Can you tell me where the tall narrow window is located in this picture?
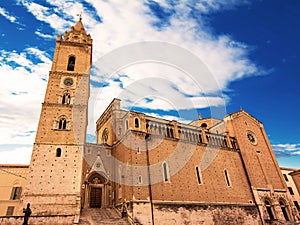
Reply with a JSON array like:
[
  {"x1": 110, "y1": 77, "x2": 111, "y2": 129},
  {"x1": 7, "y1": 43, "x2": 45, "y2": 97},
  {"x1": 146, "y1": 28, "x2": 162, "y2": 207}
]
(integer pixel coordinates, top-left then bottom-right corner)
[
  {"x1": 10, "y1": 187, "x2": 22, "y2": 200},
  {"x1": 265, "y1": 200, "x2": 275, "y2": 220},
  {"x1": 163, "y1": 162, "x2": 169, "y2": 182},
  {"x1": 6, "y1": 206, "x2": 14, "y2": 216},
  {"x1": 125, "y1": 120, "x2": 129, "y2": 130},
  {"x1": 67, "y1": 56, "x2": 75, "y2": 71},
  {"x1": 288, "y1": 187, "x2": 294, "y2": 195},
  {"x1": 134, "y1": 118, "x2": 139, "y2": 128},
  {"x1": 280, "y1": 200, "x2": 290, "y2": 221},
  {"x1": 224, "y1": 169, "x2": 231, "y2": 187},
  {"x1": 196, "y1": 166, "x2": 202, "y2": 184},
  {"x1": 59, "y1": 118, "x2": 67, "y2": 130},
  {"x1": 56, "y1": 148, "x2": 62, "y2": 157},
  {"x1": 294, "y1": 201, "x2": 300, "y2": 211},
  {"x1": 62, "y1": 93, "x2": 71, "y2": 104}
]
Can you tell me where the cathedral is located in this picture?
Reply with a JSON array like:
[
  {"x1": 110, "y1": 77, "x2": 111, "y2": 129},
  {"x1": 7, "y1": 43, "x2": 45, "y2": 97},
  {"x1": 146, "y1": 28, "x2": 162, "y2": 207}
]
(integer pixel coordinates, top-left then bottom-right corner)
[{"x1": 1, "y1": 19, "x2": 299, "y2": 224}]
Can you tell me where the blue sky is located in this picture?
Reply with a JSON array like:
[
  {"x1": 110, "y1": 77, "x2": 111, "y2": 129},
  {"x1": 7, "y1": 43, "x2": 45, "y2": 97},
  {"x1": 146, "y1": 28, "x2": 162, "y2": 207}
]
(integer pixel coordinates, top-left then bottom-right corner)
[{"x1": 0, "y1": 0, "x2": 299, "y2": 168}]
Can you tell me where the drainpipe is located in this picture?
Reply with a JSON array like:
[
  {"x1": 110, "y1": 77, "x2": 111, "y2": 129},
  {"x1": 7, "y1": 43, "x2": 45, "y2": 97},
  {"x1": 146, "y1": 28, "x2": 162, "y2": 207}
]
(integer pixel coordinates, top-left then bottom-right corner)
[{"x1": 145, "y1": 133, "x2": 154, "y2": 225}]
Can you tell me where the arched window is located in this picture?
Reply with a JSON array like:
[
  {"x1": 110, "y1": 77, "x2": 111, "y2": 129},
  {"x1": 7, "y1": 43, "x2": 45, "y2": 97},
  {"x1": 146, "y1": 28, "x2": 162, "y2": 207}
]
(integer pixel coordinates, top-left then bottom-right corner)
[
  {"x1": 195, "y1": 166, "x2": 202, "y2": 185},
  {"x1": 279, "y1": 200, "x2": 290, "y2": 221},
  {"x1": 56, "y1": 148, "x2": 62, "y2": 157},
  {"x1": 265, "y1": 200, "x2": 275, "y2": 220},
  {"x1": 224, "y1": 169, "x2": 231, "y2": 187},
  {"x1": 62, "y1": 93, "x2": 71, "y2": 104},
  {"x1": 201, "y1": 123, "x2": 207, "y2": 129},
  {"x1": 137, "y1": 175, "x2": 142, "y2": 184},
  {"x1": 59, "y1": 118, "x2": 67, "y2": 130},
  {"x1": 134, "y1": 118, "x2": 139, "y2": 128},
  {"x1": 136, "y1": 146, "x2": 141, "y2": 154},
  {"x1": 10, "y1": 186, "x2": 22, "y2": 200},
  {"x1": 162, "y1": 162, "x2": 169, "y2": 182},
  {"x1": 67, "y1": 56, "x2": 75, "y2": 71}
]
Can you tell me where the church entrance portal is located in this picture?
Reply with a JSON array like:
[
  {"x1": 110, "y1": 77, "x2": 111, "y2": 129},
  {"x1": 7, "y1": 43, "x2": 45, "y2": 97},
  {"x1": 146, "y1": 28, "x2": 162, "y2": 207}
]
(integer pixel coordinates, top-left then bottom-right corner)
[
  {"x1": 90, "y1": 187, "x2": 102, "y2": 208},
  {"x1": 83, "y1": 172, "x2": 111, "y2": 209}
]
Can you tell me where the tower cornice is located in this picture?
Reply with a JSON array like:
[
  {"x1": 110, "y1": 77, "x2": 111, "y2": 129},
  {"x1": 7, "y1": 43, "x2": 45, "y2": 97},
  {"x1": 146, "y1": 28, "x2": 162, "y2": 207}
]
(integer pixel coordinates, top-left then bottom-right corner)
[
  {"x1": 56, "y1": 40, "x2": 92, "y2": 47},
  {"x1": 49, "y1": 71, "x2": 90, "y2": 77}
]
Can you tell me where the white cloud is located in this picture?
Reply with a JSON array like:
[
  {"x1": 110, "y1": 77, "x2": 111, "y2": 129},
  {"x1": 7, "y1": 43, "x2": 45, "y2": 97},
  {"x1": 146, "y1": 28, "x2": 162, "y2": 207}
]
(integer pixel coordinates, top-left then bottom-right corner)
[
  {"x1": 35, "y1": 30, "x2": 54, "y2": 39},
  {"x1": 0, "y1": 48, "x2": 51, "y2": 145},
  {"x1": 194, "y1": 0, "x2": 250, "y2": 13},
  {"x1": 21, "y1": 1, "x2": 72, "y2": 31},
  {"x1": 77, "y1": 1, "x2": 258, "y2": 129},
  {"x1": 272, "y1": 143, "x2": 300, "y2": 156},
  {"x1": 1, "y1": 0, "x2": 264, "y2": 163},
  {"x1": 277, "y1": 143, "x2": 300, "y2": 151},
  {"x1": 0, "y1": 145, "x2": 32, "y2": 164},
  {"x1": 0, "y1": 7, "x2": 17, "y2": 23}
]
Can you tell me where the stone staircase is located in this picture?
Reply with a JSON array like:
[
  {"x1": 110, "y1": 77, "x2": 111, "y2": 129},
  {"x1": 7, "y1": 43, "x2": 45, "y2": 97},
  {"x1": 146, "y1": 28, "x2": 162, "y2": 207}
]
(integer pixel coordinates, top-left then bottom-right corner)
[{"x1": 78, "y1": 208, "x2": 131, "y2": 225}]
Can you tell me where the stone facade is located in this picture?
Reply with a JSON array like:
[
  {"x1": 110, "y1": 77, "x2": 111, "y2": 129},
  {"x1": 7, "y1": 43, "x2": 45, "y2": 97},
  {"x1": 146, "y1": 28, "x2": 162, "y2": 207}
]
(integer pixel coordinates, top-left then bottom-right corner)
[{"x1": 1, "y1": 19, "x2": 298, "y2": 224}]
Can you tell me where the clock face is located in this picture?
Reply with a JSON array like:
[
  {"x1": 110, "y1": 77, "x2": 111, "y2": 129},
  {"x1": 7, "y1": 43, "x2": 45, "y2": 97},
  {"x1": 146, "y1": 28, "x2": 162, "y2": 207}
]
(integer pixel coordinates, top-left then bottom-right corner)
[
  {"x1": 64, "y1": 78, "x2": 73, "y2": 86},
  {"x1": 247, "y1": 131, "x2": 257, "y2": 145}
]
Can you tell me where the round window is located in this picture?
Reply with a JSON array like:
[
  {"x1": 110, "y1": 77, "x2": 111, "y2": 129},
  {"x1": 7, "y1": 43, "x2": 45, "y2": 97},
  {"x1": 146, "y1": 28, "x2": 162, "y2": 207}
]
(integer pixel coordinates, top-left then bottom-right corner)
[{"x1": 247, "y1": 131, "x2": 257, "y2": 145}]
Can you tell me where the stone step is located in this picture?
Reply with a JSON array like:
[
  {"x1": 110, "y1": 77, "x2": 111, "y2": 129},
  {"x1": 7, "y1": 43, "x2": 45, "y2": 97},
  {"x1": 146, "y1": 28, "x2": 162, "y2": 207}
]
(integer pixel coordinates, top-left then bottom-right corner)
[{"x1": 78, "y1": 208, "x2": 130, "y2": 225}]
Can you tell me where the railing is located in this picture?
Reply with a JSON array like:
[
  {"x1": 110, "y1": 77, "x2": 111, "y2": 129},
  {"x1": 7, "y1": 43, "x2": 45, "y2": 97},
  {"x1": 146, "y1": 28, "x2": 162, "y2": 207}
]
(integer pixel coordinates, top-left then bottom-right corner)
[
  {"x1": 146, "y1": 120, "x2": 175, "y2": 139},
  {"x1": 206, "y1": 133, "x2": 228, "y2": 148},
  {"x1": 178, "y1": 126, "x2": 203, "y2": 144},
  {"x1": 145, "y1": 120, "x2": 239, "y2": 151}
]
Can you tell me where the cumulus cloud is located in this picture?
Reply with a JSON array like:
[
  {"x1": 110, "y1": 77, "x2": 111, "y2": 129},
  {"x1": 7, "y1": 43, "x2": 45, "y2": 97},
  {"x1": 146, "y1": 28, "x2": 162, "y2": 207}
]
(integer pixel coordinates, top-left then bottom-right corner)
[
  {"x1": 80, "y1": 0, "x2": 260, "y2": 127},
  {"x1": 1, "y1": 0, "x2": 264, "y2": 163},
  {"x1": 0, "y1": 48, "x2": 51, "y2": 146}
]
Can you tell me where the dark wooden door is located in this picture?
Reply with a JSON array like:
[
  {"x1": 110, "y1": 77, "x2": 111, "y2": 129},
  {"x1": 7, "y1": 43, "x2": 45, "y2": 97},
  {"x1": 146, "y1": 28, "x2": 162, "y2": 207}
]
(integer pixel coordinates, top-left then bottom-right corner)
[{"x1": 90, "y1": 187, "x2": 102, "y2": 208}]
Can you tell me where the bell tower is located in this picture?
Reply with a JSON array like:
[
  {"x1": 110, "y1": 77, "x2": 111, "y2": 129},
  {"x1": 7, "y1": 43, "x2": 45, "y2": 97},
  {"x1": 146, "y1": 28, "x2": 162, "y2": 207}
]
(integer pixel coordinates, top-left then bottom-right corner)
[{"x1": 22, "y1": 18, "x2": 92, "y2": 223}]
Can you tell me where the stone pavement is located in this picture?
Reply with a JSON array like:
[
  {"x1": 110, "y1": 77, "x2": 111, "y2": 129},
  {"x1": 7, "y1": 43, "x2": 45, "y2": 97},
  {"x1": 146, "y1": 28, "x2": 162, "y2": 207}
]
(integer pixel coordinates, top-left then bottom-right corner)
[{"x1": 78, "y1": 208, "x2": 131, "y2": 225}]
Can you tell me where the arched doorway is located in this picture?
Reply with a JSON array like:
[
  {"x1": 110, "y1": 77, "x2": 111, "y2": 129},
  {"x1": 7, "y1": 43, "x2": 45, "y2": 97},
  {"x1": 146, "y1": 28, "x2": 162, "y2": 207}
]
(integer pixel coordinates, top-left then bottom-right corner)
[{"x1": 83, "y1": 172, "x2": 110, "y2": 208}]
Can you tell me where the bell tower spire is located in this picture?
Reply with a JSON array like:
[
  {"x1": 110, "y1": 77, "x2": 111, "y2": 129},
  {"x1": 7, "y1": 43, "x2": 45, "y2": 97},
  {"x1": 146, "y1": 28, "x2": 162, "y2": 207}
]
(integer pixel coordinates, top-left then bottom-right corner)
[{"x1": 23, "y1": 19, "x2": 92, "y2": 224}]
